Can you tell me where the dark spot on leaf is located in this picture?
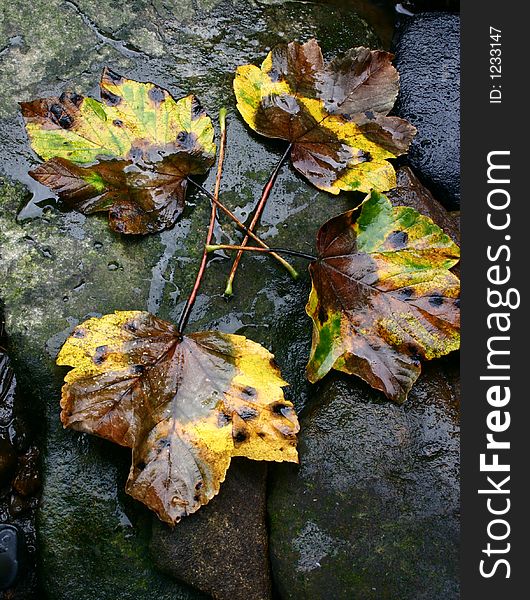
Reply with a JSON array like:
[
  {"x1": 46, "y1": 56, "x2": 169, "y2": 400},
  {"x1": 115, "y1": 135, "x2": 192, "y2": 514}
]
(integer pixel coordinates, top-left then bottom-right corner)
[
  {"x1": 157, "y1": 438, "x2": 170, "y2": 449},
  {"x1": 317, "y1": 304, "x2": 327, "y2": 323},
  {"x1": 428, "y1": 295, "x2": 444, "y2": 306},
  {"x1": 359, "y1": 150, "x2": 371, "y2": 162},
  {"x1": 233, "y1": 431, "x2": 248, "y2": 443},
  {"x1": 238, "y1": 407, "x2": 259, "y2": 421},
  {"x1": 364, "y1": 110, "x2": 375, "y2": 120},
  {"x1": 113, "y1": 119, "x2": 123, "y2": 127},
  {"x1": 195, "y1": 481, "x2": 203, "y2": 490},
  {"x1": 387, "y1": 230, "x2": 408, "y2": 248},
  {"x1": 218, "y1": 412, "x2": 232, "y2": 426},
  {"x1": 133, "y1": 364, "x2": 145, "y2": 374},
  {"x1": 148, "y1": 86, "x2": 165, "y2": 104},
  {"x1": 93, "y1": 345, "x2": 108, "y2": 365},
  {"x1": 175, "y1": 131, "x2": 199, "y2": 153},
  {"x1": 101, "y1": 88, "x2": 121, "y2": 106},
  {"x1": 399, "y1": 288, "x2": 413, "y2": 299},
  {"x1": 124, "y1": 322, "x2": 137, "y2": 332},
  {"x1": 129, "y1": 147, "x2": 142, "y2": 161},
  {"x1": 104, "y1": 69, "x2": 123, "y2": 84},
  {"x1": 258, "y1": 432, "x2": 266, "y2": 439},
  {"x1": 271, "y1": 402, "x2": 291, "y2": 417},
  {"x1": 241, "y1": 386, "x2": 256, "y2": 399},
  {"x1": 72, "y1": 328, "x2": 86, "y2": 338},
  {"x1": 193, "y1": 494, "x2": 201, "y2": 502},
  {"x1": 407, "y1": 345, "x2": 421, "y2": 363},
  {"x1": 60, "y1": 91, "x2": 83, "y2": 107},
  {"x1": 190, "y1": 97, "x2": 205, "y2": 119},
  {"x1": 49, "y1": 103, "x2": 73, "y2": 129}
]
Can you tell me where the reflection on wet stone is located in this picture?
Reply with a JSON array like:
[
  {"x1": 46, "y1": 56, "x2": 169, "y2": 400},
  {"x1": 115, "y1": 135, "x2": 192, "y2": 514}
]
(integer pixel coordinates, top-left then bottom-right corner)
[{"x1": 0, "y1": 1, "x2": 459, "y2": 599}]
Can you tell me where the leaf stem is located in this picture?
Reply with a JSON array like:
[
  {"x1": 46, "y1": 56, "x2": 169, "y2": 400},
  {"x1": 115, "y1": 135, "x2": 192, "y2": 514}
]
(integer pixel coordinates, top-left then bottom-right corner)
[
  {"x1": 177, "y1": 108, "x2": 228, "y2": 335},
  {"x1": 206, "y1": 244, "x2": 316, "y2": 262},
  {"x1": 224, "y1": 143, "x2": 293, "y2": 295},
  {"x1": 187, "y1": 179, "x2": 298, "y2": 279}
]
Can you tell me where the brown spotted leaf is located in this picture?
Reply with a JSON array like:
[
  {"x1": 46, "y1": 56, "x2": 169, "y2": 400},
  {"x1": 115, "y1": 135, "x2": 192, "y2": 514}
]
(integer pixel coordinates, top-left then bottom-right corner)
[
  {"x1": 22, "y1": 69, "x2": 215, "y2": 234},
  {"x1": 306, "y1": 191, "x2": 460, "y2": 403},
  {"x1": 234, "y1": 39, "x2": 416, "y2": 194},
  {"x1": 57, "y1": 311, "x2": 299, "y2": 524}
]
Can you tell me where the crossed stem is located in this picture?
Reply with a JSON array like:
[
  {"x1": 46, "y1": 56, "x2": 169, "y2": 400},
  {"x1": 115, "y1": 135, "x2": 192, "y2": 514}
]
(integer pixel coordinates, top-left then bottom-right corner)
[
  {"x1": 177, "y1": 109, "x2": 228, "y2": 334},
  {"x1": 206, "y1": 244, "x2": 316, "y2": 262},
  {"x1": 187, "y1": 179, "x2": 298, "y2": 280},
  {"x1": 178, "y1": 125, "x2": 298, "y2": 332},
  {"x1": 223, "y1": 143, "x2": 293, "y2": 295}
]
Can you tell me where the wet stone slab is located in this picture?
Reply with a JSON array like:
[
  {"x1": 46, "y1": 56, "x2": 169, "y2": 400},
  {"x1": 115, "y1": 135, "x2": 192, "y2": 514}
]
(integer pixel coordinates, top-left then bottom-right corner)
[
  {"x1": 392, "y1": 12, "x2": 461, "y2": 209},
  {"x1": 0, "y1": 1, "x2": 380, "y2": 598},
  {"x1": 268, "y1": 358, "x2": 460, "y2": 600},
  {"x1": 151, "y1": 459, "x2": 271, "y2": 600},
  {"x1": 267, "y1": 169, "x2": 460, "y2": 600}
]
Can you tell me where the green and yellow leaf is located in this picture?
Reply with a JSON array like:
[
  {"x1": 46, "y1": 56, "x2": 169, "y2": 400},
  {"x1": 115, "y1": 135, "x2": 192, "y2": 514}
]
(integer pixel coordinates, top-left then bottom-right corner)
[
  {"x1": 21, "y1": 69, "x2": 216, "y2": 234},
  {"x1": 234, "y1": 39, "x2": 416, "y2": 194},
  {"x1": 57, "y1": 311, "x2": 299, "y2": 524},
  {"x1": 306, "y1": 191, "x2": 460, "y2": 403}
]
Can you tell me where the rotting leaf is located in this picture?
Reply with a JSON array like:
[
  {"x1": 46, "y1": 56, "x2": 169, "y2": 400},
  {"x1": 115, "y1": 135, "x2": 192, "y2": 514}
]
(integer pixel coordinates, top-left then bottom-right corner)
[
  {"x1": 21, "y1": 69, "x2": 216, "y2": 234},
  {"x1": 234, "y1": 39, "x2": 416, "y2": 194},
  {"x1": 57, "y1": 311, "x2": 299, "y2": 524},
  {"x1": 306, "y1": 191, "x2": 460, "y2": 403}
]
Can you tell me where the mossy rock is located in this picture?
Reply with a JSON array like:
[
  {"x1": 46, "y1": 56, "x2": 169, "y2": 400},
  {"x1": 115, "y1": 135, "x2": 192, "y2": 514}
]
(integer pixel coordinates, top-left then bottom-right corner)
[{"x1": 0, "y1": 1, "x2": 380, "y2": 597}]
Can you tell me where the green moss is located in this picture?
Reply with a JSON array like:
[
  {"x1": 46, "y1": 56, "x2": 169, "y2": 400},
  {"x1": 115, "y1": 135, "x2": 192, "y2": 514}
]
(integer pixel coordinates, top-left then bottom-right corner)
[{"x1": 0, "y1": 1, "x2": 381, "y2": 596}]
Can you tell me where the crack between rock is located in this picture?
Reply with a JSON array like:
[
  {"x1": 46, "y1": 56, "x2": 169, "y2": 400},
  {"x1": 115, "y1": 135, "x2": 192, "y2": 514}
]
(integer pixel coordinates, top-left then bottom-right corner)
[{"x1": 64, "y1": 0, "x2": 148, "y2": 60}]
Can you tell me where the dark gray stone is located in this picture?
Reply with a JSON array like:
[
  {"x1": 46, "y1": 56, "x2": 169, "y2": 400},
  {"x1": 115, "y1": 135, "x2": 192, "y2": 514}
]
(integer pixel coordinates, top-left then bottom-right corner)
[
  {"x1": 0, "y1": 345, "x2": 40, "y2": 599},
  {"x1": 152, "y1": 460, "x2": 270, "y2": 600},
  {"x1": 268, "y1": 360, "x2": 460, "y2": 600},
  {"x1": 267, "y1": 175, "x2": 460, "y2": 599},
  {"x1": 0, "y1": 438, "x2": 17, "y2": 488},
  {"x1": 0, "y1": 525, "x2": 19, "y2": 590},
  {"x1": 0, "y1": 1, "x2": 380, "y2": 598},
  {"x1": 393, "y1": 12, "x2": 460, "y2": 208}
]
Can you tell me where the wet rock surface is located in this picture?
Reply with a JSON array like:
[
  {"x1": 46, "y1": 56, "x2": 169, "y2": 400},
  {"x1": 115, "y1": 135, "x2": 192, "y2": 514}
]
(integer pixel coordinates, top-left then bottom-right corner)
[
  {"x1": 267, "y1": 173, "x2": 460, "y2": 599},
  {"x1": 0, "y1": 1, "x2": 381, "y2": 598},
  {"x1": 268, "y1": 359, "x2": 460, "y2": 600},
  {"x1": 0, "y1": 525, "x2": 19, "y2": 591},
  {"x1": 152, "y1": 460, "x2": 271, "y2": 600},
  {"x1": 0, "y1": 335, "x2": 40, "y2": 599},
  {"x1": 393, "y1": 12, "x2": 460, "y2": 208}
]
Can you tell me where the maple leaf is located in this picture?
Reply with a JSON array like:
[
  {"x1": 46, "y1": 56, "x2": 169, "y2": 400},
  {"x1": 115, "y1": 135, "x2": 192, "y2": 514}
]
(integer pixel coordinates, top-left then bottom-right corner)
[
  {"x1": 57, "y1": 311, "x2": 299, "y2": 524},
  {"x1": 305, "y1": 191, "x2": 460, "y2": 403},
  {"x1": 21, "y1": 69, "x2": 216, "y2": 234},
  {"x1": 234, "y1": 39, "x2": 416, "y2": 194}
]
